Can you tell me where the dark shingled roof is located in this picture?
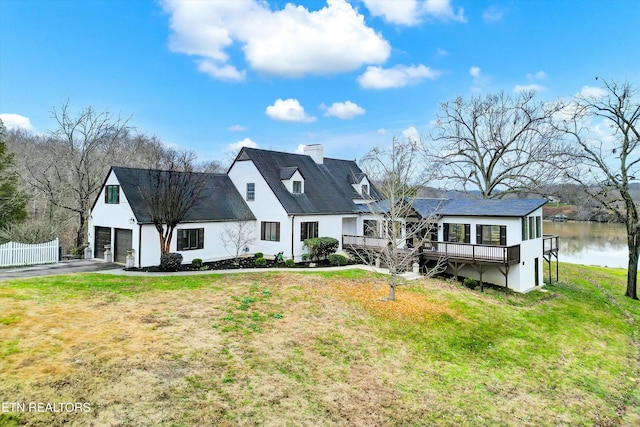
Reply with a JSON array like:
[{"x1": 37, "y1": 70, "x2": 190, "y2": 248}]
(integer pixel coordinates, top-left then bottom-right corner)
[
  {"x1": 412, "y1": 198, "x2": 547, "y2": 218},
  {"x1": 235, "y1": 148, "x2": 373, "y2": 215},
  {"x1": 279, "y1": 166, "x2": 301, "y2": 180},
  {"x1": 111, "y1": 166, "x2": 255, "y2": 224}
]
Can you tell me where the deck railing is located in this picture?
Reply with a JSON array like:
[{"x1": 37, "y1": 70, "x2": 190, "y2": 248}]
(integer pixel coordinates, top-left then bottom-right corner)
[
  {"x1": 343, "y1": 234, "x2": 520, "y2": 264},
  {"x1": 543, "y1": 234, "x2": 559, "y2": 253},
  {"x1": 422, "y1": 241, "x2": 520, "y2": 264}
]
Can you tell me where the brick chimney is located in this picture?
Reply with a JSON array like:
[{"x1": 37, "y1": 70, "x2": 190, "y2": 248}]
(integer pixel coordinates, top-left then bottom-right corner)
[{"x1": 303, "y1": 144, "x2": 324, "y2": 164}]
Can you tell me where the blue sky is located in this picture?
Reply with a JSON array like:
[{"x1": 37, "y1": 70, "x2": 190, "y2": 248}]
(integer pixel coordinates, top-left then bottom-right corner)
[{"x1": 1, "y1": 0, "x2": 639, "y2": 163}]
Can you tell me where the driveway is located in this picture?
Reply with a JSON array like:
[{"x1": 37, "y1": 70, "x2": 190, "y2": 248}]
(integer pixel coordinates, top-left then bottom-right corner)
[{"x1": 0, "y1": 259, "x2": 120, "y2": 281}]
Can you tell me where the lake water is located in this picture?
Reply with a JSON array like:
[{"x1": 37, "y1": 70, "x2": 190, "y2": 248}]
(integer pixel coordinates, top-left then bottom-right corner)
[{"x1": 543, "y1": 220, "x2": 629, "y2": 269}]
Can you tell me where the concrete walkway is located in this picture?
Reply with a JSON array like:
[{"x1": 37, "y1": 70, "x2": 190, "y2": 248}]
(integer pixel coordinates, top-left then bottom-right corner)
[
  {"x1": 98, "y1": 264, "x2": 423, "y2": 280},
  {"x1": 0, "y1": 260, "x2": 423, "y2": 281},
  {"x1": 0, "y1": 259, "x2": 119, "y2": 281}
]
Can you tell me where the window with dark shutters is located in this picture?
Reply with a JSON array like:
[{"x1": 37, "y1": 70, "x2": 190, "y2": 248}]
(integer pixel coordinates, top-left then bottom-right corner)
[
  {"x1": 477, "y1": 225, "x2": 507, "y2": 245},
  {"x1": 105, "y1": 185, "x2": 120, "y2": 204},
  {"x1": 445, "y1": 223, "x2": 470, "y2": 243},
  {"x1": 300, "y1": 221, "x2": 318, "y2": 241},
  {"x1": 261, "y1": 222, "x2": 280, "y2": 241},
  {"x1": 177, "y1": 228, "x2": 204, "y2": 251}
]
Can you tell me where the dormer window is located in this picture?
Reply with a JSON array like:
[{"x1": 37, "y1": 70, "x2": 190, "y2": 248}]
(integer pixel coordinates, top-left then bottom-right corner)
[
  {"x1": 361, "y1": 184, "x2": 369, "y2": 196},
  {"x1": 280, "y1": 167, "x2": 305, "y2": 194}
]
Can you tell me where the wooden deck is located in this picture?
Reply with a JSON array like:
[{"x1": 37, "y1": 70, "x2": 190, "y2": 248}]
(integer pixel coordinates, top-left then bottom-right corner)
[{"x1": 342, "y1": 235, "x2": 520, "y2": 265}]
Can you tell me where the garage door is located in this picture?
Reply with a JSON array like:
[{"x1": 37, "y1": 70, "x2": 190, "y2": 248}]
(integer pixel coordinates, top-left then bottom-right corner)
[
  {"x1": 94, "y1": 227, "x2": 111, "y2": 259},
  {"x1": 114, "y1": 228, "x2": 133, "y2": 264}
]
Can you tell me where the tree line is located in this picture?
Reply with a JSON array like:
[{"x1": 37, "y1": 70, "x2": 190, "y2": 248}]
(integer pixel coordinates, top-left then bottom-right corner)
[{"x1": 1, "y1": 79, "x2": 638, "y2": 299}]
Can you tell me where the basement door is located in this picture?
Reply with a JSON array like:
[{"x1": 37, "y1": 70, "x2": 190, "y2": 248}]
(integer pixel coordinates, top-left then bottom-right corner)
[
  {"x1": 95, "y1": 226, "x2": 111, "y2": 259},
  {"x1": 114, "y1": 228, "x2": 133, "y2": 264}
]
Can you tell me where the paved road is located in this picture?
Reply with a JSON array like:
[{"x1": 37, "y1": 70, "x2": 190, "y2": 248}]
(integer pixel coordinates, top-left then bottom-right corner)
[{"x1": 0, "y1": 259, "x2": 120, "y2": 281}]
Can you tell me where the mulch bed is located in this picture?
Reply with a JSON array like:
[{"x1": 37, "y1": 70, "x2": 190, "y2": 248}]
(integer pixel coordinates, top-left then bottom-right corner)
[{"x1": 125, "y1": 257, "x2": 337, "y2": 273}]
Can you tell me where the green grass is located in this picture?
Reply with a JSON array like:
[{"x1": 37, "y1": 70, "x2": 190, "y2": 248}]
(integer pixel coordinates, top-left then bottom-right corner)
[{"x1": 0, "y1": 265, "x2": 638, "y2": 426}]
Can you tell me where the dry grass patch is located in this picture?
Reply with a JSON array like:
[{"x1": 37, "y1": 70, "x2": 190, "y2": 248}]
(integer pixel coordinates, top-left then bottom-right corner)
[
  {"x1": 329, "y1": 278, "x2": 459, "y2": 323},
  {"x1": 0, "y1": 269, "x2": 638, "y2": 426}
]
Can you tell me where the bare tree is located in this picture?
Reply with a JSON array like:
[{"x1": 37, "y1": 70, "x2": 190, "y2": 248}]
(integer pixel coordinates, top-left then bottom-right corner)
[
  {"x1": 433, "y1": 90, "x2": 563, "y2": 198},
  {"x1": 135, "y1": 150, "x2": 208, "y2": 255},
  {"x1": 220, "y1": 221, "x2": 256, "y2": 261},
  {"x1": 557, "y1": 78, "x2": 640, "y2": 299},
  {"x1": 347, "y1": 137, "x2": 444, "y2": 301},
  {"x1": 24, "y1": 102, "x2": 130, "y2": 247}
]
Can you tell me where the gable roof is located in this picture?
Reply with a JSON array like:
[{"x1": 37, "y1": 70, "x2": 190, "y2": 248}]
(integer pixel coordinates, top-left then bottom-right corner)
[
  {"x1": 107, "y1": 166, "x2": 255, "y2": 224},
  {"x1": 279, "y1": 166, "x2": 302, "y2": 180},
  {"x1": 233, "y1": 147, "x2": 374, "y2": 215},
  {"x1": 412, "y1": 198, "x2": 547, "y2": 219}
]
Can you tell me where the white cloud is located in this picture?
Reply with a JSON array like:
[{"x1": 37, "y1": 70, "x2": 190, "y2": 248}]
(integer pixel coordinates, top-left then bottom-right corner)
[
  {"x1": 226, "y1": 137, "x2": 258, "y2": 153},
  {"x1": 514, "y1": 71, "x2": 547, "y2": 93},
  {"x1": 376, "y1": 128, "x2": 387, "y2": 134},
  {"x1": 436, "y1": 47, "x2": 449, "y2": 56},
  {"x1": 527, "y1": 70, "x2": 547, "y2": 81},
  {"x1": 228, "y1": 124, "x2": 246, "y2": 132},
  {"x1": 0, "y1": 113, "x2": 35, "y2": 132},
  {"x1": 265, "y1": 98, "x2": 316, "y2": 122},
  {"x1": 358, "y1": 64, "x2": 440, "y2": 89},
  {"x1": 362, "y1": 0, "x2": 420, "y2": 25},
  {"x1": 197, "y1": 59, "x2": 246, "y2": 82},
  {"x1": 514, "y1": 84, "x2": 544, "y2": 93},
  {"x1": 163, "y1": 0, "x2": 390, "y2": 80},
  {"x1": 362, "y1": 0, "x2": 466, "y2": 25},
  {"x1": 469, "y1": 66, "x2": 489, "y2": 91},
  {"x1": 422, "y1": 0, "x2": 466, "y2": 22},
  {"x1": 402, "y1": 126, "x2": 420, "y2": 142},
  {"x1": 482, "y1": 7, "x2": 503, "y2": 23},
  {"x1": 321, "y1": 101, "x2": 365, "y2": 119},
  {"x1": 296, "y1": 144, "x2": 306, "y2": 154},
  {"x1": 579, "y1": 85, "x2": 608, "y2": 98}
]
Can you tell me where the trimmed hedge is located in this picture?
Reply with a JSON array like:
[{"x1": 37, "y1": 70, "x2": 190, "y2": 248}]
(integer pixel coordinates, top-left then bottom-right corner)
[
  {"x1": 303, "y1": 237, "x2": 339, "y2": 261},
  {"x1": 191, "y1": 258, "x2": 203, "y2": 269},
  {"x1": 329, "y1": 254, "x2": 348, "y2": 266},
  {"x1": 160, "y1": 253, "x2": 183, "y2": 271},
  {"x1": 255, "y1": 257, "x2": 267, "y2": 267}
]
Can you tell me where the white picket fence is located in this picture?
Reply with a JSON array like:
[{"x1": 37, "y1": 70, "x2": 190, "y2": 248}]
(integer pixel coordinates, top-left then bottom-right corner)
[{"x1": 0, "y1": 238, "x2": 59, "y2": 267}]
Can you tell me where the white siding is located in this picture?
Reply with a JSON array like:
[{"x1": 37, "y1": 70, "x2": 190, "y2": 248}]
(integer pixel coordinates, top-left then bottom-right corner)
[
  {"x1": 228, "y1": 159, "x2": 291, "y2": 257},
  {"x1": 88, "y1": 171, "x2": 140, "y2": 264},
  {"x1": 281, "y1": 170, "x2": 305, "y2": 194},
  {"x1": 138, "y1": 221, "x2": 258, "y2": 268},
  {"x1": 435, "y1": 208, "x2": 545, "y2": 293}
]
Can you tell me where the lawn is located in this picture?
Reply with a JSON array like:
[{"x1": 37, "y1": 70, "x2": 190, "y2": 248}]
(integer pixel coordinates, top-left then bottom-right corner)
[{"x1": 0, "y1": 265, "x2": 638, "y2": 426}]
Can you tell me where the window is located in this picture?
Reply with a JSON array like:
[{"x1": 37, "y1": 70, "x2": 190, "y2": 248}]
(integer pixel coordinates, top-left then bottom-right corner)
[
  {"x1": 522, "y1": 217, "x2": 528, "y2": 241},
  {"x1": 105, "y1": 185, "x2": 119, "y2": 204},
  {"x1": 364, "y1": 220, "x2": 378, "y2": 237},
  {"x1": 529, "y1": 216, "x2": 535, "y2": 240},
  {"x1": 293, "y1": 181, "x2": 302, "y2": 194},
  {"x1": 361, "y1": 184, "x2": 369, "y2": 196},
  {"x1": 300, "y1": 221, "x2": 318, "y2": 240},
  {"x1": 476, "y1": 225, "x2": 506, "y2": 246},
  {"x1": 536, "y1": 216, "x2": 542, "y2": 238},
  {"x1": 261, "y1": 222, "x2": 280, "y2": 241},
  {"x1": 246, "y1": 183, "x2": 255, "y2": 201},
  {"x1": 177, "y1": 228, "x2": 204, "y2": 251},
  {"x1": 443, "y1": 223, "x2": 470, "y2": 243}
]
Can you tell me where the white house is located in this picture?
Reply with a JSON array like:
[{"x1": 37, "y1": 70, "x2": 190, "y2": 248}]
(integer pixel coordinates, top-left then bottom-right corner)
[
  {"x1": 226, "y1": 145, "x2": 372, "y2": 261},
  {"x1": 88, "y1": 145, "x2": 557, "y2": 292},
  {"x1": 413, "y1": 198, "x2": 553, "y2": 293},
  {"x1": 88, "y1": 167, "x2": 255, "y2": 267}
]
